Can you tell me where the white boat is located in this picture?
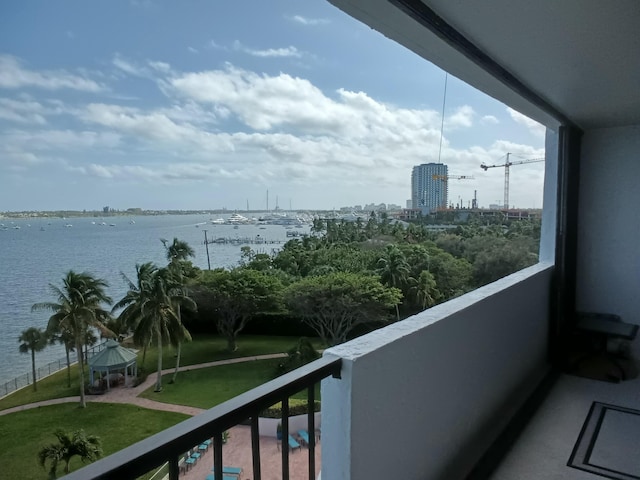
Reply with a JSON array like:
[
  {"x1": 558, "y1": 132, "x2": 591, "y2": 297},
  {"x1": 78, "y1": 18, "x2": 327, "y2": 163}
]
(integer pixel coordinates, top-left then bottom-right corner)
[
  {"x1": 211, "y1": 218, "x2": 225, "y2": 225},
  {"x1": 226, "y1": 213, "x2": 250, "y2": 224},
  {"x1": 64, "y1": 224, "x2": 73, "y2": 228}
]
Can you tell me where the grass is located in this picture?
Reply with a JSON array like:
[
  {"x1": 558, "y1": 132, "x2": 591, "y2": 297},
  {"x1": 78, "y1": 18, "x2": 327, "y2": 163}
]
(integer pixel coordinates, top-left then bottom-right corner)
[
  {"x1": 0, "y1": 335, "x2": 322, "y2": 411},
  {"x1": 0, "y1": 364, "x2": 85, "y2": 411},
  {"x1": 140, "y1": 359, "x2": 321, "y2": 409},
  {"x1": 140, "y1": 358, "x2": 282, "y2": 409},
  {"x1": 137, "y1": 334, "x2": 323, "y2": 373},
  {"x1": 0, "y1": 403, "x2": 188, "y2": 480}
]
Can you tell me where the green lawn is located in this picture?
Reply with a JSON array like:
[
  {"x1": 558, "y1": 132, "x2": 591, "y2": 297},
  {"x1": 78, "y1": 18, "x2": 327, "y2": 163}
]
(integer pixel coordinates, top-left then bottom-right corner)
[
  {"x1": 140, "y1": 358, "x2": 320, "y2": 409},
  {"x1": 0, "y1": 364, "x2": 85, "y2": 411},
  {"x1": 137, "y1": 334, "x2": 323, "y2": 373},
  {"x1": 0, "y1": 335, "x2": 321, "y2": 411},
  {"x1": 140, "y1": 358, "x2": 282, "y2": 408},
  {"x1": 0, "y1": 403, "x2": 188, "y2": 480}
]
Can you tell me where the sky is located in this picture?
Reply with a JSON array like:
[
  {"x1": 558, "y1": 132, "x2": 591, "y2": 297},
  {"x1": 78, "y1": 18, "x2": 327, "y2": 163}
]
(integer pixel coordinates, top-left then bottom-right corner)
[{"x1": 0, "y1": 0, "x2": 546, "y2": 212}]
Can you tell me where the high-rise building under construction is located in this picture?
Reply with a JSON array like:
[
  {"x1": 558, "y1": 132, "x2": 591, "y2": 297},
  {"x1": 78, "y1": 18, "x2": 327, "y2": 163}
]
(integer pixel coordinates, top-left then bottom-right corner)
[{"x1": 411, "y1": 163, "x2": 448, "y2": 213}]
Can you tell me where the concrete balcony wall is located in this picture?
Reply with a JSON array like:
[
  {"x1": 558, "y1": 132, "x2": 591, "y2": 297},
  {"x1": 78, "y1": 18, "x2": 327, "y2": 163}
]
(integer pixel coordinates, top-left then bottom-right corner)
[
  {"x1": 322, "y1": 263, "x2": 553, "y2": 480},
  {"x1": 576, "y1": 124, "x2": 640, "y2": 324}
]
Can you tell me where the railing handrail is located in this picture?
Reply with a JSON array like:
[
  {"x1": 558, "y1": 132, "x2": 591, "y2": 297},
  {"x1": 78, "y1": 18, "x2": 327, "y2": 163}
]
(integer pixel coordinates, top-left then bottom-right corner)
[{"x1": 62, "y1": 355, "x2": 342, "y2": 480}]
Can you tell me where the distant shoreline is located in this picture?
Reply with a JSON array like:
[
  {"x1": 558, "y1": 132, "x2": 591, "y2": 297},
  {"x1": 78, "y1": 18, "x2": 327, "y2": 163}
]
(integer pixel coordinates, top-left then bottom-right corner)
[{"x1": 0, "y1": 209, "x2": 337, "y2": 219}]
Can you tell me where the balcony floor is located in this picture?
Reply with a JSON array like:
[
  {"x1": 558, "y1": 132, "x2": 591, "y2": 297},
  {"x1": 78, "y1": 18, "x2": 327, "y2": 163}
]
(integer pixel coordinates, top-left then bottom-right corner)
[{"x1": 490, "y1": 354, "x2": 640, "y2": 480}]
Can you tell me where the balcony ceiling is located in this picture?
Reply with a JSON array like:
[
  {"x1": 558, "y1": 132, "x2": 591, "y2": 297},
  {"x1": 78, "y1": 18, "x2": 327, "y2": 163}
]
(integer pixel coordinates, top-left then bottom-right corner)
[{"x1": 328, "y1": 0, "x2": 640, "y2": 130}]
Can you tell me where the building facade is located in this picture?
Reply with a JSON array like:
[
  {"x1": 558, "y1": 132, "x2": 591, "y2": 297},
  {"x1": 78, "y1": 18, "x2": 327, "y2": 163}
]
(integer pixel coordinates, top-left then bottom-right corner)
[{"x1": 411, "y1": 163, "x2": 448, "y2": 212}]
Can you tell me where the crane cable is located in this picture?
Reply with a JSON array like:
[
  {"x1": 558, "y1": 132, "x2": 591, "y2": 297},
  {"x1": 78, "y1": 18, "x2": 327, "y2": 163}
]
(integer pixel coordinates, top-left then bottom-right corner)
[{"x1": 437, "y1": 72, "x2": 448, "y2": 163}]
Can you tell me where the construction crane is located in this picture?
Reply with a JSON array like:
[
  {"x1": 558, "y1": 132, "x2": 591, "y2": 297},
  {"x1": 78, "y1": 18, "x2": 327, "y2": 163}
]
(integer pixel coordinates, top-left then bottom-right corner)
[{"x1": 480, "y1": 153, "x2": 544, "y2": 209}]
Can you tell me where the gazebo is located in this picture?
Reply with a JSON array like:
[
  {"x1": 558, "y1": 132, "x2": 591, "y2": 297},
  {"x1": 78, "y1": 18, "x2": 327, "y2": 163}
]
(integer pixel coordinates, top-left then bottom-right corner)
[{"x1": 88, "y1": 339, "x2": 138, "y2": 390}]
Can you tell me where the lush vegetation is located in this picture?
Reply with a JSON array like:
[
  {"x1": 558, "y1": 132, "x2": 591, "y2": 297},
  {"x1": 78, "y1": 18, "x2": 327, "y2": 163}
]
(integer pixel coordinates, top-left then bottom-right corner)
[
  {"x1": 0, "y1": 403, "x2": 188, "y2": 480},
  {"x1": 8, "y1": 214, "x2": 538, "y2": 472}
]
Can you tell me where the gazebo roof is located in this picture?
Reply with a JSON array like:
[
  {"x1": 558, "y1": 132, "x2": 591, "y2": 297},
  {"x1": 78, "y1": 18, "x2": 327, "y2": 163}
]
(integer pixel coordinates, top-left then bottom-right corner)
[{"x1": 88, "y1": 339, "x2": 137, "y2": 369}]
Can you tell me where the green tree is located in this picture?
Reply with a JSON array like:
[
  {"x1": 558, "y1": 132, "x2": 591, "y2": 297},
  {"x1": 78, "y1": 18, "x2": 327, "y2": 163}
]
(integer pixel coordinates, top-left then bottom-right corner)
[
  {"x1": 198, "y1": 268, "x2": 284, "y2": 352},
  {"x1": 32, "y1": 271, "x2": 113, "y2": 407},
  {"x1": 409, "y1": 270, "x2": 440, "y2": 310},
  {"x1": 18, "y1": 327, "x2": 48, "y2": 392},
  {"x1": 284, "y1": 272, "x2": 401, "y2": 346},
  {"x1": 160, "y1": 238, "x2": 197, "y2": 383},
  {"x1": 48, "y1": 324, "x2": 75, "y2": 387},
  {"x1": 376, "y1": 244, "x2": 410, "y2": 320},
  {"x1": 38, "y1": 429, "x2": 102, "y2": 478},
  {"x1": 119, "y1": 266, "x2": 194, "y2": 392},
  {"x1": 112, "y1": 262, "x2": 158, "y2": 368}
]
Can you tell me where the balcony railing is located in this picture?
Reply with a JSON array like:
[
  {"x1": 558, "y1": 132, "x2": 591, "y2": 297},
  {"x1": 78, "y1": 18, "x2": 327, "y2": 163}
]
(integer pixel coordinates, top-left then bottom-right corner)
[{"x1": 63, "y1": 355, "x2": 342, "y2": 480}]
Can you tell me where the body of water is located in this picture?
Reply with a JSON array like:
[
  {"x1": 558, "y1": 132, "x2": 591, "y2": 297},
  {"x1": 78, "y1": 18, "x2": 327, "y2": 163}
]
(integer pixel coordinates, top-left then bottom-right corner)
[{"x1": 0, "y1": 214, "x2": 308, "y2": 385}]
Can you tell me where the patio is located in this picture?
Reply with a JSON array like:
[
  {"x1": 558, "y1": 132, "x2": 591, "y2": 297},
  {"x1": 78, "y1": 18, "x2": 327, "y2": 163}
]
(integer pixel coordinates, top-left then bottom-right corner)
[{"x1": 179, "y1": 425, "x2": 321, "y2": 480}]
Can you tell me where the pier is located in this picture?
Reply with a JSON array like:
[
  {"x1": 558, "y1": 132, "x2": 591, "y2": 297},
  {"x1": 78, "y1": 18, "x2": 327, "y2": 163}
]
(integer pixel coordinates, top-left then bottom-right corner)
[{"x1": 204, "y1": 235, "x2": 286, "y2": 245}]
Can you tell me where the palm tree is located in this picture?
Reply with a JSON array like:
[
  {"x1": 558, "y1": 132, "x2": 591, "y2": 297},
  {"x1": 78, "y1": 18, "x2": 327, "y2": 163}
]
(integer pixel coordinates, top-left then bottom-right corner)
[
  {"x1": 120, "y1": 267, "x2": 194, "y2": 392},
  {"x1": 32, "y1": 271, "x2": 113, "y2": 408},
  {"x1": 409, "y1": 270, "x2": 439, "y2": 310},
  {"x1": 47, "y1": 325, "x2": 75, "y2": 387},
  {"x1": 160, "y1": 238, "x2": 196, "y2": 383},
  {"x1": 18, "y1": 327, "x2": 48, "y2": 391},
  {"x1": 38, "y1": 429, "x2": 102, "y2": 478},
  {"x1": 377, "y1": 245, "x2": 410, "y2": 321},
  {"x1": 112, "y1": 262, "x2": 158, "y2": 369}
]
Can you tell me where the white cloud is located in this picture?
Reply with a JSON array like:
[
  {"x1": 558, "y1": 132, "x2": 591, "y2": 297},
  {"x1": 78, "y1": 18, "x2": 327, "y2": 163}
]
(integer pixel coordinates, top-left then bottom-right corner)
[
  {"x1": 507, "y1": 107, "x2": 546, "y2": 138},
  {"x1": 232, "y1": 41, "x2": 302, "y2": 58},
  {"x1": 3, "y1": 128, "x2": 121, "y2": 151},
  {"x1": 289, "y1": 15, "x2": 329, "y2": 26},
  {"x1": 0, "y1": 59, "x2": 545, "y2": 208},
  {"x1": 0, "y1": 98, "x2": 48, "y2": 124},
  {"x1": 480, "y1": 115, "x2": 499, "y2": 125},
  {"x1": 187, "y1": 46, "x2": 199, "y2": 54},
  {"x1": 113, "y1": 54, "x2": 149, "y2": 77},
  {"x1": 446, "y1": 105, "x2": 475, "y2": 129},
  {"x1": 0, "y1": 55, "x2": 104, "y2": 92}
]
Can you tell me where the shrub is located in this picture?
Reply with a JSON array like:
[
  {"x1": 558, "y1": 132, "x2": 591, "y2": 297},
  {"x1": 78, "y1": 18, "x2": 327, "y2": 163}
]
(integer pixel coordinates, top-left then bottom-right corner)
[
  {"x1": 260, "y1": 399, "x2": 321, "y2": 418},
  {"x1": 275, "y1": 337, "x2": 321, "y2": 376}
]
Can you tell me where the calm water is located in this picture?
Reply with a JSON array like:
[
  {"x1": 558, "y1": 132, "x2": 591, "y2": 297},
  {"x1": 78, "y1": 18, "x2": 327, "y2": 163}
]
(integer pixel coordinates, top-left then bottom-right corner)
[{"x1": 0, "y1": 214, "x2": 307, "y2": 385}]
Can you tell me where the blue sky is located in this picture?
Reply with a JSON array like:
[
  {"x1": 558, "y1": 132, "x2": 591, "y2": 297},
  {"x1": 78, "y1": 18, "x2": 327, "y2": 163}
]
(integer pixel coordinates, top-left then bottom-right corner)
[{"x1": 0, "y1": 0, "x2": 545, "y2": 212}]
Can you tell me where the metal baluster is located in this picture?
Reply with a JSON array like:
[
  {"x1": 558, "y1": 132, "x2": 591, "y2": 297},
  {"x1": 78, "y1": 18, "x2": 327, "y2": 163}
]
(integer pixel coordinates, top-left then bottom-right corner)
[
  {"x1": 308, "y1": 385, "x2": 316, "y2": 480},
  {"x1": 281, "y1": 397, "x2": 290, "y2": 480},
  {"x1": 213, "y1": 431, "x2": 223, "y2": 480},
  {"x1": 168, "y1": 455, "x2": 179, "y2": 480},
  {"x1": 251, "y1": 416, "x2": 262, "y2": 480}
]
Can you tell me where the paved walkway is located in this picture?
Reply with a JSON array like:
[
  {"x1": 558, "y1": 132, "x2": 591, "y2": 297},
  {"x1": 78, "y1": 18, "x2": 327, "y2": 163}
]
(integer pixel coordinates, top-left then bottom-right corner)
[
  {"x1": 0, "y1": 353, "x2": 287, "y2": 417},
  {"x1": 1, "y1": 352, "x2": 323, "y2": 479}
]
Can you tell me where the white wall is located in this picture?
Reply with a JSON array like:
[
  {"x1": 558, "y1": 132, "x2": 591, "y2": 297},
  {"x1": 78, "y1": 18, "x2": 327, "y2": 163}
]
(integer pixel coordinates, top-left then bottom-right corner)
[
  {"x1": 576, "y1": 124, "x2": 640, "y2": 324},
  {"x1": 322, "y1": 264, "x2": 552, "y2": 480}
]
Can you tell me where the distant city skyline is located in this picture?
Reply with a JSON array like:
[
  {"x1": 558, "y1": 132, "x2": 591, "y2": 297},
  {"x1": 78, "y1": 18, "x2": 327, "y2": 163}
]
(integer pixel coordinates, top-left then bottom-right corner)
[{"x1": 0, "y1": 1, "x2": 545, "y2": 212}]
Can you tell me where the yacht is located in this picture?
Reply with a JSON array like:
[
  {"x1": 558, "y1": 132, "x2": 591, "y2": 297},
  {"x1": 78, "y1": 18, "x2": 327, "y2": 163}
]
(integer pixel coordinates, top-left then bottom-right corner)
[
  {"x1": 211, "y1": 218, "x2": 225, "y2": 225},
  {"x1": 226, "y1": 213, "x2": 250, "y2": 224}
]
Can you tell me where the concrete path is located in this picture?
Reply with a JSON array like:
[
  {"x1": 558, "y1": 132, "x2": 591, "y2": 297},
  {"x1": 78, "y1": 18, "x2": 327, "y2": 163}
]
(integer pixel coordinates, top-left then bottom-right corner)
[{"x1": 0, "y1": 353, "x2": 287, "y2": 417}]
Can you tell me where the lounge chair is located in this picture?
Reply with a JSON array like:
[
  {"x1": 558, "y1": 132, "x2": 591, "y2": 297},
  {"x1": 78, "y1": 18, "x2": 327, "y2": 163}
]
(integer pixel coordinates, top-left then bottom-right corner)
[
  {"x1": 288, "y1": 434, "x2": 301, "y2": 452},
  {"x1": 211, "y1": 466, "x2": 242, "y2": 476},
  {"x1": 184, "y1": 455, "x2": 197, "y2": 470},
  {"x1": 205, "y1": 475, "x2": 237, "y2": 480},
  {"x1": 297, "y1": 429, "x2": 310, "y2": 446}
]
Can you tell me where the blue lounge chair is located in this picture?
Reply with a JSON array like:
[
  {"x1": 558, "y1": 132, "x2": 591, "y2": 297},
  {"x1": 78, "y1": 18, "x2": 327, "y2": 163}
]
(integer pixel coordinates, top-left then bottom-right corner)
[
  {"x1": 297, "y1": 429, "x2": 310, "y2": 446},
  {"x1": 288, "y1": 434, "x2": 301, "y2": 451},
  {"x1": 184, "y1": 455, "x2": 196, "y2": 469},
  {"x1": 211, "y1": 466, "x2": 242, "y2": 476},
  {"x1": 190, "y1": 449, "x2": 201, "y2": 460},
  {"x1": 205, "y1": 475, "x2": 237, "y2": 480}
]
